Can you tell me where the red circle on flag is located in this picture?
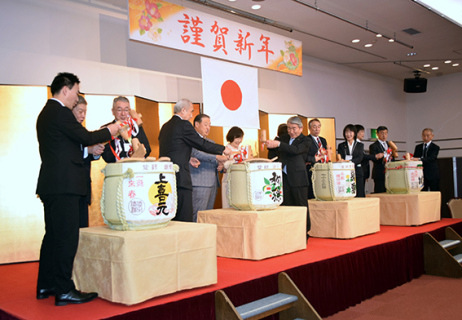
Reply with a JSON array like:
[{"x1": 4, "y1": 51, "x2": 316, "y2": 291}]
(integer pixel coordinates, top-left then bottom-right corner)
[{"x1": 221, "y1": 80, "x2": 242, "y2": 111}]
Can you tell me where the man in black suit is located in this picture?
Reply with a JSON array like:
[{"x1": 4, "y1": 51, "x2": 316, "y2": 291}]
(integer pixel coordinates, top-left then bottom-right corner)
[
  {"x1": 267, "y1": 116, "x2": 312, "y2": 238},
  {"x1": 102, "y1": 96, "x2": 151, "y2": 162},
  {"x1": 355, "y1": 124, "x2": 376, "y2": 196},
  {"x1": 158, "y1": 99, "x2": 231, "y2": 222},
  {"x1": 369, "y1": 126, "x2": 392, "y2": 193},
  {"x1": 306, "y1": 118, "x2": 326, "y2": 199},
  {"x1": 36, "y1": 73, "x2": 119, "y2": 306},
  {"x1": 71, "y1": 95, "x2": 105, "y2": 227},
  {"x1": 413, "y1": 128, "x2": 440, "y2": 191}
]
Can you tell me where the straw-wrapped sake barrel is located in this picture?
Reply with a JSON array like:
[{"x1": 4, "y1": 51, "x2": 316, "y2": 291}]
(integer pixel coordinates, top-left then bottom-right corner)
[
  {"x1": 227, "y1": 161, "x2": 283, "y2": 210},
  {"x1": 311, "y1": 162, "x2": 356, "y2": 201},
  {"x1": 385, "y1": 160, "x2": 424, "y2": 194},
  {"x1": 101, "y1": 161, "x2": 177, "y2": 230}
]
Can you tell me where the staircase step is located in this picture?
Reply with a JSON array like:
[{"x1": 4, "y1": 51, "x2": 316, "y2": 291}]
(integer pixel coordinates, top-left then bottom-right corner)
[
  {"x1": 454, "y1": 253, "x2": 462, "y2": 264},
  {"x1": 236, "y1": 293, "x2": 298, "y2": 319},
  {"x1": 439, "y1": 239, "x2": 461, "y2": 249}
]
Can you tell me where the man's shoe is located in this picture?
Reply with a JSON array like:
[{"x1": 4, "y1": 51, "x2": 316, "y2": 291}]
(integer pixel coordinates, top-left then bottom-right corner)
[
  {"x1": 36, "y1": 288, "x2": 56, "y2": 299},
  {"x1": 55, "y1": 289, "x2": 98, "y2": 306}
]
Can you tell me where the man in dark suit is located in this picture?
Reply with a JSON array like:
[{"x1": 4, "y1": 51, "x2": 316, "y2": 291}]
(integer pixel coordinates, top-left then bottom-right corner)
[
  {"x1": 413, "y1": 128, "x2": 440, "y2": 191},
  {"x1": 306, "y1": 118, "x2": 327, "y2": 199},
  {"x1": 267, "y1": 116, "x2": 312, "y2": 239},
  {"x1": 71, "y1": 95, "x2": 105, "y2": 227},
  {"x1": 189, "y1": 114, "x2": 228, "y2": 222},
  {"x1": 158, "y1": 99, "x2": 231, "y2": 222},
  {"x1": 355, "y1": 124, "x2": 376, "y2": 196},
  {"x1": 36, "y1": 72, "x2": 119, "y2": 306},
  {"x1": 369, "y1": 126, "x2": 392, "y2": 193},
  {"x1": 102, "y1": 96, "x2": 151, "y2": 162}
]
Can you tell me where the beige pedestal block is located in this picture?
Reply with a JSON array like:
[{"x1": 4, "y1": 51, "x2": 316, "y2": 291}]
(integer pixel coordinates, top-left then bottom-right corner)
[
  {"x1": 73, "y1": 222, "x2": 217, "y2": 305},
  {"x1": 367, "y1": 192, "x2": 441, "y2": 226},
  {"x1": 197, "y1": 206, "x2": 306, "y2": 260},
  {"x1": 308, "y1": 198, "x2": 380, "y2": 239}
]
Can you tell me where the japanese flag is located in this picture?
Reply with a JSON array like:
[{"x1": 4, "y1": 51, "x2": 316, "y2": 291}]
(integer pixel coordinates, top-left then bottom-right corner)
[{"x1": 201, "y1": 57, "x2": 259, "y2": 129}]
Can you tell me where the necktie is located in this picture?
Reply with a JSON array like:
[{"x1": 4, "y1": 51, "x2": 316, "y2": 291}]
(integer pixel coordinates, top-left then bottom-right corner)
[
  {"x1": 317, "y1": 137, "x2": 326, "y2": 163},
  {"x1": 423, "y1": 144, "x2": 427, "y2": 157}
]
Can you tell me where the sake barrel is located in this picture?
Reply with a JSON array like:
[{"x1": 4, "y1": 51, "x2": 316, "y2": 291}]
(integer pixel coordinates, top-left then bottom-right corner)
[
  {"x1": 385, "y1": 160, "x2": 424, "y2": 194},
  {"x1": 311, "y1": 162, "x2": 356, "y2": 201},
  {"x1": 227, "y1": 161, "x2": 283, "y2": 210},
  {"x1": 101, "y1": 161, "x2": 177, "y2": 230}
]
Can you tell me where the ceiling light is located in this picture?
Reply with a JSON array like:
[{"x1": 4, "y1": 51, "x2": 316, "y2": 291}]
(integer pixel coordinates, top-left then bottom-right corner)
[
  {"x1": 251, "y1": 4, "x2": 261, "y2": 10},
  {"x1": 423, "y1": 64, "x2": 431, "y2": 67},
  {"x1": 364, "y1": 44, "x2": 373, "y2": 47},
  {"x1": 352, "y1": 39, "x2": 360, "y2": 43},
  {"x1": 432, "y1": 67, "x2": 439, "y2": 70},
  {"x1": 453, "y1": 63, "x2": 460, "y2": 67},
  {"x1": 376, "y1": 34, "x2": 382, "y2": 38},
  {"x1": 229, "y1": 0, "x2": 236, "y2": 2},
  {"x1": 406, "y1": 52, "x2": 417, "y2": 56},
  {"x1": 388, "y1": 38, "x2": 395, "y2": 42},
  {"x1": 444, "y1": 60, "x2": 452, "y2": 63}
]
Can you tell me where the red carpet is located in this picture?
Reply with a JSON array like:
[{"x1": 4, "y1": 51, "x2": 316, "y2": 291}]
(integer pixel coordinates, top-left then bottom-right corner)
[{"x1": 1, "y1": 218, "x2": 461, "y2": 320}]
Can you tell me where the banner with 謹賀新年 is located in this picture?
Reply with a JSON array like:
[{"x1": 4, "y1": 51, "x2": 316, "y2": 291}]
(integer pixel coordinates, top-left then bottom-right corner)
[{"x1": 128, "y1": 0, "x2": 302, "y2": 76}]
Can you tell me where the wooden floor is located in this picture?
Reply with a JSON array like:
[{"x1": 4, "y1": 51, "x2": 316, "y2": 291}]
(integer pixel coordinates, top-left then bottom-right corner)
[{"x1": 325, "y1": 274, "x2": 462, "y2": 320}]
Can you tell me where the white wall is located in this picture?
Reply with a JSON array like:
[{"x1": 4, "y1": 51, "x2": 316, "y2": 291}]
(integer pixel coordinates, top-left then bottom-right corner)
[{"x1": 0, "y1": 0, "x2": 460, "y2": 156}]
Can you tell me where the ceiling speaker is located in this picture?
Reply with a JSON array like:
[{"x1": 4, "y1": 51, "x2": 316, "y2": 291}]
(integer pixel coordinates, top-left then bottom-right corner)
[{"x1": 404, "y1": 72, "x2": 427, "y2": 93}]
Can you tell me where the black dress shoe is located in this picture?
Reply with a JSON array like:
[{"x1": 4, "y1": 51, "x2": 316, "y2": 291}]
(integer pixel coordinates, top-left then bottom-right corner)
[
  {"x1": 55, "y1": 289, "x2": 98, "y2": 306},
  {"x1": 36, "y1": 288, "x2": 56, "y2": 299}
]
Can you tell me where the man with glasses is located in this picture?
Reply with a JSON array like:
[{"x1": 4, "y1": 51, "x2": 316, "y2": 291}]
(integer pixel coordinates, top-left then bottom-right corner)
[
  {"x1": 102, "y1": 96, "x2": 151, "y2": 162},
  {"x1": 266, "y1": 116, "x2": 312, "y2": 240}
]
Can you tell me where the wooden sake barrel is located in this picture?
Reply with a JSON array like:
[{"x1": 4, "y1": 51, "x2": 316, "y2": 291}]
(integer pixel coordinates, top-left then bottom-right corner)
[
  {"x1": 101, "y1": 161, "x2": 177, "y2": 230},
  {"x1": 385, "y1": 160, "x2": 424, "y2": 194},
  {"x1": 311, "y1": 162, "x2": 356, "y2": 201},
  {"x1": 227, "y1": 161, "x2": 283, "y2": 210}
]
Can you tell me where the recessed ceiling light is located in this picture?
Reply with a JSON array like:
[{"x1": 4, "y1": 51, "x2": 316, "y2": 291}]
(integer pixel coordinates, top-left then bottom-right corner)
[
  {"x1": 432, "y1": 67, "x2": 439, "y2": 70},
  {"x1": 388, "y1": 38, "x2": 395, "y2": 42},
  {"x1": 423, "y1": 64, "x2": 431, "y2": 67},
  {"x1": 376, "y1": 34, "x2": 382, "y2": 38},
  {"x1": 352, "y1": 39, "x2": 360, "y2": 43},
  {"x1": 453, "y1": 63, "x2": 460, "y2": 67},
  {"x1": 406, "y1": 53, "x2": 417, "y2": 56},
  {"x1": 251, "y1": 4, "x2": 261, "y2": 9},
  {"x1": 444, "y1": 60, "x2": 452, "y2": 64},
  {"x1": 364, "y1": 44, "x2": 373, "y2": 47},
  {"x1": 229, "y1": 0, "x2": 237, "y2": 2}
]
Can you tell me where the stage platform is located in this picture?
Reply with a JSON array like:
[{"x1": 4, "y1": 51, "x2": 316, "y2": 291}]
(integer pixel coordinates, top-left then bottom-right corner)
[{"x1": 1, "y1": 218, "x2": 461, "y2": 320}]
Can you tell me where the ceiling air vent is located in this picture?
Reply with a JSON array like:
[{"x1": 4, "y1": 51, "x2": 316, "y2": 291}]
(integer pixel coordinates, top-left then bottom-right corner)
[{"x1": 402, "y1": 28, "x2": 421, "y2": 35}]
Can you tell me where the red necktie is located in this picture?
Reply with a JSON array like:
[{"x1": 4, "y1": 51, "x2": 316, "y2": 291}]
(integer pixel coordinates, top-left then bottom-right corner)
[{"x1": 317, "y1": 137, "x2": 322, "y2": 149}]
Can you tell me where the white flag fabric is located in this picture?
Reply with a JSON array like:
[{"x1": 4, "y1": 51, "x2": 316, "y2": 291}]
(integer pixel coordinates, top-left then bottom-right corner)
[{"x1": 201, "y1": 57, "x2": 260, "y2": 129}]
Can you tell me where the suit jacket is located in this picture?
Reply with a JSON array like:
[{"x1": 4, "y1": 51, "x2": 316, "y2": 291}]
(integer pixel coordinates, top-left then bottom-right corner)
[
  {"x1": 414, "y1": 142, "x2": 440, "y2": 180},
  {"x1": 337, "y1": 141, "x2": 365, "y2": 179},
  {"x1": 36, "y1": 99, "x2": 112, "y2": 196},
  {"x1": 358, "y1": 141, "x2": 375, "y2": 180},
  {"x1": 269, "y1": 133, "x2": 311, "y2": 187},
  {"x1": 306, "y1": 135, "x2": 327, "y2": 171},
  {"x1": 369, "y1": 140, "x2": 394, "y2": 181},
  {"x1": 190, "y1": 137, "x2": 220, "y2": 188},
  {"x1": 102, "y1": 119, "x2": 151, "y2": 163},
  {"x1": 158, "y1": 115, "x2": 225, "y2": 190}
]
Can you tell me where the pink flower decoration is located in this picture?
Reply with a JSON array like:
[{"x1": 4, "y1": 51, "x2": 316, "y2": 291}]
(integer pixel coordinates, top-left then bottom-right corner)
[
  {"x1": 145, "y1": 0, "x2": 161, "y2": 19},
  {"x1": 139, "y1": 14, "x2": 152, "y2": 31}
]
